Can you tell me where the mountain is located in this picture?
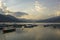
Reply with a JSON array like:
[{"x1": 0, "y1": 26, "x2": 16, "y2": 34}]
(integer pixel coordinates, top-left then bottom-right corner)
[
  {"x1": 0, "y1": 14, "x2": 20, "y2": 22},
  {"x1": 37, "y1": 16, "x2": 60, "y2": 23},
  {"x1": 0, "y1": 14, "x2": 34, "y2": 22},
  {"x1": 0, "y1": 14, "x2": 28, "y2": 22}
]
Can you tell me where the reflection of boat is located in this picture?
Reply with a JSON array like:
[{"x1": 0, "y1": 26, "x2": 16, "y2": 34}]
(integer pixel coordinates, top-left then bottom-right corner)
[
  {"x1": 24, "y1": 24, "x2": 38, "y2": 28},
  {"x1": 44, "y1": 24, "x2": 60, "y2": 29},
  {"x1": 3, "y1": 26, "x2": 16, "y2": 34}
]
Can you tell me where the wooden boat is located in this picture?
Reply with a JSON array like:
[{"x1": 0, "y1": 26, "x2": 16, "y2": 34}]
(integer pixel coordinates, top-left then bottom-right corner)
[{"x1": 3, "y1": 27, "x2": 16, "y2": 34}]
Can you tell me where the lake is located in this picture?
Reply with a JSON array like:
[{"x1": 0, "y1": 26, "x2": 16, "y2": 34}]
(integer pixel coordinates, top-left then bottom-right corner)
[{"x1": 0, "y1": 24, "x2": 60, "y2": 40}]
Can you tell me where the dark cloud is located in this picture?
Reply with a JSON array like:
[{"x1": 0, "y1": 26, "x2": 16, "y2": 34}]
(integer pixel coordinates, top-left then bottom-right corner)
[
  {"x1": 0, "y1": 8, "x2": 5, "y2": 14},
  {"x1": 0, "y1": 8, "x2": 28, "y2": 17},
  {"x1": 11, "y1": 12, "x2": 28, "y2": 17}
]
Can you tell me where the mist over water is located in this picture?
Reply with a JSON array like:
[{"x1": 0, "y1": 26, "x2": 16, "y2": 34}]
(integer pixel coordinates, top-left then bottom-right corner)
[{"x1": 0, "y1": 25, "x2": 60, "y2": 40}]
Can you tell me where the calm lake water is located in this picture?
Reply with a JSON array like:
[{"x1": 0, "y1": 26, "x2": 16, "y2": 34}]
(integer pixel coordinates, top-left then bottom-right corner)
[{"x1": 0, "y1": 25, "x2": 60, "y2": 40}]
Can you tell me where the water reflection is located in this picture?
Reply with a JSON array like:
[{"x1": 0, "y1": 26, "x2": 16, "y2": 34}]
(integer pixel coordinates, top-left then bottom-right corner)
[{"x1": 0, "y1": 25, "x2": 60, "y2": 40}]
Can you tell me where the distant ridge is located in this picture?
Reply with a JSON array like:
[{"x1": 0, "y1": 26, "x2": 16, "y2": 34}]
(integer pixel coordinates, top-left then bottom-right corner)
[
  {"x1": 0, "y1": 14, "x2": 33, "y2": 22},
  {"x1": 0, "y1": 14, "x2": 31, "y2": 22},
  {"x1": 1, "y1": 14, "x2": 60, "y2": 23},
  {"x1": 0, "y1": 14, "x2": 20, "y2": 22},
  {"x1": 37, "y1": 16, "x2": 60, "y2": 23}
]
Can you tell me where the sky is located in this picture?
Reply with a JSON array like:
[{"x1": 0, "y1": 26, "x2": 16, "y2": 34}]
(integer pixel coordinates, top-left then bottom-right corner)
[{"x1": 0, "y1": 0, "x2": 60, "y2": 20}]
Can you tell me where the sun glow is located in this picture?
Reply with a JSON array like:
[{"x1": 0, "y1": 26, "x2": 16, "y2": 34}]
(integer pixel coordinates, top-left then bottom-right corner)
[
  {"x1": 20, "y1": 0, "x2": 47, "y2": 20},
  {"x1": 56, "y1": 11, "x2": 60, "y2": 16}
]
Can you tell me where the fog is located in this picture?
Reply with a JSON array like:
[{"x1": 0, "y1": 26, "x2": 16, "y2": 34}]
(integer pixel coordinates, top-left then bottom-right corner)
[{"x1": 0, "y1": 25, "x2": 60, "y2": 40}]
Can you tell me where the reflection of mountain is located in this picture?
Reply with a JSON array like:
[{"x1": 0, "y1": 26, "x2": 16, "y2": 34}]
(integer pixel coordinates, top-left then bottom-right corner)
[
  {"x1": 37, "y1": 16, "x2": 60, "y2": 23},
  {"x1": 0, "y1": 14, "x2": 34, "y2": 22}
]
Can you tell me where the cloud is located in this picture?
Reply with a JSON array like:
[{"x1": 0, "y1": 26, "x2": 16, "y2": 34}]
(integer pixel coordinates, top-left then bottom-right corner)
[
  {"x1": 55, "y1": 11, "x2": 60, "y2": 16},
  {"x1": 20, "y1": 13, "x2": 45, "y2": 20},
  {"x1": 10, "y1": 12, "x2": 28, "y2": 17},
  {"x1": 1, "y1": 0, "x2": 59, "y2": 20},
  {"x1": 0, "y1": 7, "x2": 28, "y2": 17},
  {"x1": 20, "y1": 1, "x2": 48, "y2": 20},
  {"x1": 20, "y1": 0, "x2": 60, "y2": 20},
  {"x1": 0, "y1": 0, "x2": 28, "y2": 17},
  {"x1": 34, "y1": 1, "x2": 46, "y2": 13},
  {"x1": 0, "y1": 8, "x2": 4, "y2": 14},
  {"x1": 54, "y1": 4, "x2": 60, "y2": 16}
]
